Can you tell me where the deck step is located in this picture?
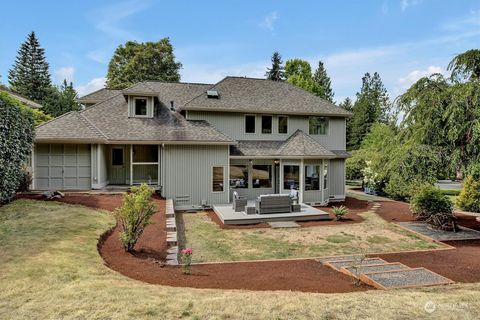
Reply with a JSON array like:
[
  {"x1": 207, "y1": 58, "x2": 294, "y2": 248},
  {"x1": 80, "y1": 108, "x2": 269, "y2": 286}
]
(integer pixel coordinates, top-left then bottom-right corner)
[
  {"x1": 360, "y1": 268, "x2": 454, "y2": 290},
  {"x1": 165, "y1": 259, "x2": 179, "y2": 266}
]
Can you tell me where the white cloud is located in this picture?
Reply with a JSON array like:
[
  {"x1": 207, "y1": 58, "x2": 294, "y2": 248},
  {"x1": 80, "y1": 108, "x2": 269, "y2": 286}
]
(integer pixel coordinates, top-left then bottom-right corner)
[
  {"x1": 393, "y1": 65, "x2": 447, "y2": 97},
  {"x1": 90, "y1": 0, "x2": 150, "y2": 39},
  {"x1": 259, "y1": 11, "x2": 278, "y2": 31},
  {"x1": 76, "y1": 77, "x2": 106, "y2": 96},
  {"x1": 87, "y1": 49, "x2": 110, "y2": 64},
  {"x1": 401, "y1": 0, "x2": 422, "y2": 11},
  {"x1": 442, "y1": 9, "x2": 480, "y2": 31},
  {"x1": 55, "y1": 66, "x2": 75, "y2": 83}
]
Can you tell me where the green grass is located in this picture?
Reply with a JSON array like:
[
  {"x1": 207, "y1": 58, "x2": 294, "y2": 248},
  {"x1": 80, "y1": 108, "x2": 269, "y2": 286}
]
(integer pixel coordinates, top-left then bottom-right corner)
[
  {"x1": 182, "y1": 208, "x2": 445, "y2": 263},
  {"x1": 1, "y1": 199, "x2": 479, "y2": 319}
]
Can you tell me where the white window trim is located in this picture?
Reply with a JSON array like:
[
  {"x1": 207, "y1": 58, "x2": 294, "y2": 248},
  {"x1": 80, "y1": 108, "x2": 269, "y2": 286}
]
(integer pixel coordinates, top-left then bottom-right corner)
[
  {"x1": 211, "y1": 165, "x2": 225, "y2": 193},
  {"x1": 261, "y1": 115, "x2": 273, "y2": 134},
  {"x1": 304, "y1": 164, "x2": 322, "y2": 192},
  {"x1": 278, "y1": 115, "x2": 289, "y2": 134},
  {"x1": 244, "y1": 114, "x2": 256, "y2": 134},
  {"x1": 133, "y1": 97, "x2": 151, "y2": 118},
  {"x1": 309, "y1": 116, "x2": 329, "y2": 135}
]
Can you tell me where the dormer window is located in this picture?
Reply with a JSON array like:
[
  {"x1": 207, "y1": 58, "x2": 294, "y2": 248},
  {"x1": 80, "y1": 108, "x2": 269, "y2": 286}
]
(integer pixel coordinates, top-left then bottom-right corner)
[
  {"x1": 129, "y1": 96, "x2": 153, "y2": 118},
  {"x1": 134, "y1": 98, "x2": 148, "y2": 116}
]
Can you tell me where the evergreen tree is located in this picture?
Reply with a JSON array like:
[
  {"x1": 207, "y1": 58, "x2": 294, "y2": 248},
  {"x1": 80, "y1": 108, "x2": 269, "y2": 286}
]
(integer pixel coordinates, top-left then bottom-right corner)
[
  {"x1": 8, "y1": 31, "x2": 52, "y2": 102},
  {"x1": 312, "y1": 61, "x2": 334, "y2": 102},
  {"x1": 339, "y1": 98, "x2": 354, "y2": 146},
  {"x1": 42, "y1": 80, "x2": 80, "y2": 117},
  {"x1": 265, "y1": 51, "x2": 285, "y2": 81},
  {"x1": 348, "y1": 72, "x2": 390, "y2": 150}
]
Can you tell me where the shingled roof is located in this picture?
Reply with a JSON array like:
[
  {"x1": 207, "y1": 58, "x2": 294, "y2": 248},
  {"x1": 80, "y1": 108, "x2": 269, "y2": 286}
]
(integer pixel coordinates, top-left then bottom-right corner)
[
  {"x1": 182, "y1": 77, "x2": 352, "y2": 117},
  {"x1": 36, "y1": 93, "x2": 234, "y2": 144},
  {"x1": 230, "y1": 130, "x2": 338, "y2": 158},
  {"x1": 77, "y1": 88, "x2": 122, "y2": 104}
]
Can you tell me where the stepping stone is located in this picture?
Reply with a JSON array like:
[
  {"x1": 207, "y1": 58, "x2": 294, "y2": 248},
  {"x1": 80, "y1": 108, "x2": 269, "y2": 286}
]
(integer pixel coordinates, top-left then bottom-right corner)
[
  {"x1": 268, "y1": 221, "x2": 300, "y2": 228},
  {"x1": 325, "y1": 258, "x2": 387, "y2": 271},
  {"x1": 360, "y1": 268, "x2": 454, "y2": 290},
  {"x1": 341, "y1": 262, "x2": 410, "y2": 278},
  {"x1": 317, "y1": 255, "x2": 364, "y2": 264}
]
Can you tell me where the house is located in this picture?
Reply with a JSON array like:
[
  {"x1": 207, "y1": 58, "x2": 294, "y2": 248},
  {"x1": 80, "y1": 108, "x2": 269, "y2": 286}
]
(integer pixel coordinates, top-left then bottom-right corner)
[{"x1": 33, "y1": 77, "x2": 351, "y2": 208}]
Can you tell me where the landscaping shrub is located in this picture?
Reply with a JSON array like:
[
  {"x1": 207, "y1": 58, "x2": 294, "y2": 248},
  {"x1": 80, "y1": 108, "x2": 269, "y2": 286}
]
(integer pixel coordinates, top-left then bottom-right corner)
[
  {"x1": 410, "y1": 186, "x2": 457, "y2": 231},
  {"x1": 180, "y1": 247, "x2": 193, "y2": 274},
  {"x1": 113, "y1": 184, "x2": 156, "y2": 252},
  {"x1": 0, "y1": 92, "x2": 35, "y2": 205},
  {"x1": 456, "y1": 176, "x2": 480, "y2": 213},
  {"x1": 346, "y1": 152, "x2": 365, "y2": 180},
  {"x1": 16, "y1": 170, "x2": 32, "y2": 192},
  {"x1": 331, "y1": 206, "x2": 348, "y2": 221}
]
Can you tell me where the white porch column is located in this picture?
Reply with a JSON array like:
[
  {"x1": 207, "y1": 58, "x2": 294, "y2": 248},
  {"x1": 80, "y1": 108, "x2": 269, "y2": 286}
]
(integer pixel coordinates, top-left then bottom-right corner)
[
  {"x1": 31, "y1": 145, "x2": 35, "y2": 190},
  {"x1": 299, "y1": 158, "x2": 304, "y2": 203},
  {"x1": 129, "y1": 145, "x2": 133, "y2": 186}
]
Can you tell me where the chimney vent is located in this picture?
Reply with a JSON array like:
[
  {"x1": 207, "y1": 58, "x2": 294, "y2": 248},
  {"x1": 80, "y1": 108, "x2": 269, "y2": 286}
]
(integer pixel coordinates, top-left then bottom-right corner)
[{"x1": 170, "y1": 101, "x2": 175, "y2": 111}]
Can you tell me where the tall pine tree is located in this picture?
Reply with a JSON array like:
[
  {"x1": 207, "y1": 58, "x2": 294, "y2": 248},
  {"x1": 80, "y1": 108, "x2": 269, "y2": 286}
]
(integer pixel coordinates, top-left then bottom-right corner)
[
  {"x1": 8, "y1": 31, "x2": 52, "y2": 103},
  {"x1": 265, "y1": 51, "x2": 285, "y2": 81},
  {"x1": 339, "y1": 98, "x2": 354, "y2": 147},
  {"x1": 312, "y1": 61, "x2": 334, "y2": 102},
  {"x1": 42, "y1": 80, "x2": 80, "y2": 117},
  {"x1": 348, "y1": 72, "x2": 390, "y2": 150}
]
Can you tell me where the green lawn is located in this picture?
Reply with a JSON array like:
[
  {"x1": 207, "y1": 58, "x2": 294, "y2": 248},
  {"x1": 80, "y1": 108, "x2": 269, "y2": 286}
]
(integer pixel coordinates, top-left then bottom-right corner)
[
  {"x1": 182, "y1": 208, "x2": 442, "y2": 263},
  {"x1": 1, "y1": 199, "x2": 479, "y2": 319}
]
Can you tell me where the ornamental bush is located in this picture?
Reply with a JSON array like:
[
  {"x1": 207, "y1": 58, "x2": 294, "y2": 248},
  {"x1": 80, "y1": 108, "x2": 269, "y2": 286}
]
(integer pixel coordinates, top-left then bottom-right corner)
[
  {"x1": 0, "y1": 92, "x2": 35, "y2": 205},
  {"x1": 331, "y1": 205, "x2": 348, "y2": 221},
  {"x1": 410, "y1": 186, "x2": 453, "y2": 219},
  {"x1": 456, "y1": 176, "x2": 480, "y2": 213},
  {"x1": 113, "y1": 184, "x2": 156, "y2": 252},
  {"x1": 410, "y1": 186, "x2": 457, "y2": 231}
]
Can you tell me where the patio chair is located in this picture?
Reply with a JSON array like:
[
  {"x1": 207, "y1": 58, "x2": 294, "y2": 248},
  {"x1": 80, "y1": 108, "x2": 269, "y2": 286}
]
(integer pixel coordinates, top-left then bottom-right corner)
[{"x1": 232, "y1": 191, "x2": 247, "y2": 212}]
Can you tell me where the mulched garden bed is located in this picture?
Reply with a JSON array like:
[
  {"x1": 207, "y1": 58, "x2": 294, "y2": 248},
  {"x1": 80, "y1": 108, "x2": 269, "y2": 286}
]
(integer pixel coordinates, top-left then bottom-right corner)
[{"x1": 376, "y1": 199, "x2": 480, "y2": 231}]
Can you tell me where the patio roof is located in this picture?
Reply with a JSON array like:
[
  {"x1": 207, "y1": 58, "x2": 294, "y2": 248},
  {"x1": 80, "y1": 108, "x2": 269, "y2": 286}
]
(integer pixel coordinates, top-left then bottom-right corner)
[{"x1": 230, "y1": 130, "x2": 338, "y2": 158}]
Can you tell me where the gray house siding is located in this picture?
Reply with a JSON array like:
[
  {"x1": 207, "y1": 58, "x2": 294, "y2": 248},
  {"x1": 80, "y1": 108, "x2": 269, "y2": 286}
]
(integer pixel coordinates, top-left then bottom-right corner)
[
  {"x1": 186, "y1": 111, "x2": 346, "y2": 150},
  {"x1": 163, "y1": 144, "x2": 230, "y2": 207},
  {"x1": 328, "y1": 159, "x2": 346, "y2": 200}
]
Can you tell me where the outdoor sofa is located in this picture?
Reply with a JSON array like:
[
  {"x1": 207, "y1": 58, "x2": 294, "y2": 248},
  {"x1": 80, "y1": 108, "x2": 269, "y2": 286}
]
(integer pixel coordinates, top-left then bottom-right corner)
[{"x1": 255, "y1": 194, "x2": 292, "y2": 214}]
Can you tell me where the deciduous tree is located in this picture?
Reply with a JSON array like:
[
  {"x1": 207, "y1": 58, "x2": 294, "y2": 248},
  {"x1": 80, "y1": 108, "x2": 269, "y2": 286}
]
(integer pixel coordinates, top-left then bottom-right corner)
[{"x1": 106, "y1": 38, "x2": 182, "y2": 89}]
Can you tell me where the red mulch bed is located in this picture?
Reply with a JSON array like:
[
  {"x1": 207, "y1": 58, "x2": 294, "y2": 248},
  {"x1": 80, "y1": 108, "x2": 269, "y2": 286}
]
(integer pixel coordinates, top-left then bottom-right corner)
[
  {"x1": 377, "y1": 200, "x2": 480, "y2": 231},
  {"x1": 17, "y1": 193, "x2": 480, "y2": 292},
  {"x1": 377, "y1": 240, "x2": 480, "y2": 283},
  {"x1": 100, "y1": 229, "x2": 368, "y2": 293}
]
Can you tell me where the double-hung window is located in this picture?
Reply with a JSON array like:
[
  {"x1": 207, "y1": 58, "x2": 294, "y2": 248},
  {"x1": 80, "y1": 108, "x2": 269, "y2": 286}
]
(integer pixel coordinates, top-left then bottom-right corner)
[{"x1": 309, "y1": 117, "x2": 328, "y2": 135}]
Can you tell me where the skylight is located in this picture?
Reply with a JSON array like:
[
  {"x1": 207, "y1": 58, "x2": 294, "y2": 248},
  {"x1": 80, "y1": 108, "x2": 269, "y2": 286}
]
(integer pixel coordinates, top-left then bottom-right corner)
[{"x1": 207, "y1": 90, "x2": 219, "y2": 98}]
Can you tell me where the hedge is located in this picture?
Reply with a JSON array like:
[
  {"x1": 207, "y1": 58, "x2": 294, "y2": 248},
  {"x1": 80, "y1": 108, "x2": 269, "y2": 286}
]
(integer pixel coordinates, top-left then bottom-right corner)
[{"x1": 0, "y1": 92, "x2": 35, "y2": 204}]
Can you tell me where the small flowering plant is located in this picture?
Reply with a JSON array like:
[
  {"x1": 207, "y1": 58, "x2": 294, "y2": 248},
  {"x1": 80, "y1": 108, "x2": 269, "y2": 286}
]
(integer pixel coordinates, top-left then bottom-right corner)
[{"x1": 180, "y1": 247, "x2": 193, "y2": 275}]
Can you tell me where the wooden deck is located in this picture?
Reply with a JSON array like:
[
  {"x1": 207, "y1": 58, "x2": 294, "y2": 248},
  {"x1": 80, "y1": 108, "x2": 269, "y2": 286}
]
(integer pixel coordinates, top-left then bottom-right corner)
[{"x1": 213, "y1": 201, "x2": 330, "y2": 225}]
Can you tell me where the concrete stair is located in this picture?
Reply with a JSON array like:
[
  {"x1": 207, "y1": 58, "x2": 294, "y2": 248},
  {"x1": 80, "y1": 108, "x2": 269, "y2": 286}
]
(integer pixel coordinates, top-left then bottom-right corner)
[{"x1": 318, "y1": 255, "x2": 454, "y2": 290}]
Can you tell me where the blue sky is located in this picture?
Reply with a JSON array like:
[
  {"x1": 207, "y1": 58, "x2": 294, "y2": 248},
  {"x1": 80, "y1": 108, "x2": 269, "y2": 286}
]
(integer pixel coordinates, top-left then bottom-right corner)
[{"x1": 1, "y1": 0, "x2": 479, "y2": 102}]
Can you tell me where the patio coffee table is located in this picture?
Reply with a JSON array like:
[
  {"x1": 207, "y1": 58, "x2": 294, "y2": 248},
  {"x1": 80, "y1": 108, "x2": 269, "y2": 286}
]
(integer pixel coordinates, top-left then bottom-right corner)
[{"x1": 245, "y1": 206, "x2": 256, "y2": 215}]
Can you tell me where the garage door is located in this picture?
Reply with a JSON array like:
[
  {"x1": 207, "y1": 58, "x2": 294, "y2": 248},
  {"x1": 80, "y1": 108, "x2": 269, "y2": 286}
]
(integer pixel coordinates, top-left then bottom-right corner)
[{"x1": 34, "y1": 144, "x2": 91, "y2": 190}]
